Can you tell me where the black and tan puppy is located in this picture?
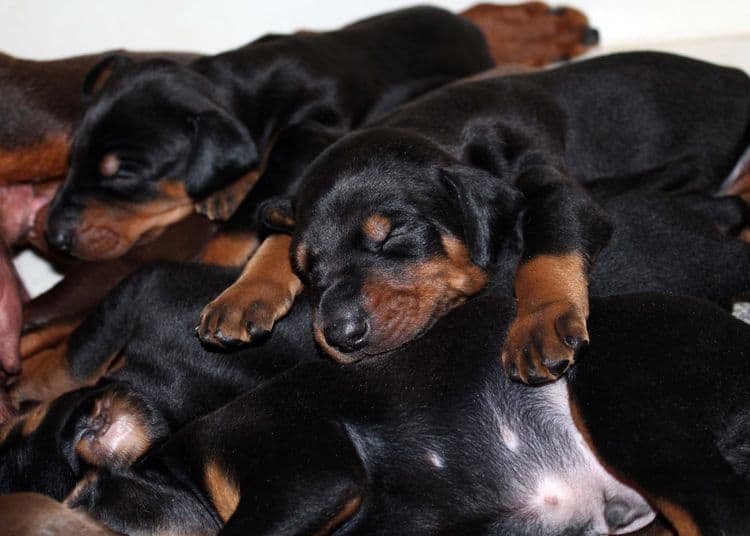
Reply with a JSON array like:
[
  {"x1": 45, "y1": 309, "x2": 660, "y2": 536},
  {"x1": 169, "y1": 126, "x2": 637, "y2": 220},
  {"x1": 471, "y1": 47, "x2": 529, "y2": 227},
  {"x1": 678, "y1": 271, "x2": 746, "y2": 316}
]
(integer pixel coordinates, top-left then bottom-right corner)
[
  {"x1": 1, "y1": 264, "x2": 317, "y2": 499},
  {"x1": 49, "y1": 294, "x2": 651, "y2": 536},
  {"x1": 259, "y1": 52, "x2": 750, "y2": 383},
  {"x1": 61, "y1": 292, "x2": 750, "y2": 536},
  {"x1": 44, "y1": 7, "x2": 490, "y2": 259},
  {"x1": 40, "y1": 5, "x2": 598, "y2": 351},
  {"x1": 44, "y1": 4, "x2": 597, "y2": 260}
]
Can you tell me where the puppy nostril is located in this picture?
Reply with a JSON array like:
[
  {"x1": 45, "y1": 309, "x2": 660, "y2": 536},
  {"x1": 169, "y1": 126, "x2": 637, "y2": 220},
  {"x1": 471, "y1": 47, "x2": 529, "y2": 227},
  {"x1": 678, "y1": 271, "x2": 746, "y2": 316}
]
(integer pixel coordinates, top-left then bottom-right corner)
[
  {"x1": 342, "y1": 318, "x2": 368, "y2": 344},
  {"x1": 324, "y1": 315, "x2": 369, "y2": 353}
]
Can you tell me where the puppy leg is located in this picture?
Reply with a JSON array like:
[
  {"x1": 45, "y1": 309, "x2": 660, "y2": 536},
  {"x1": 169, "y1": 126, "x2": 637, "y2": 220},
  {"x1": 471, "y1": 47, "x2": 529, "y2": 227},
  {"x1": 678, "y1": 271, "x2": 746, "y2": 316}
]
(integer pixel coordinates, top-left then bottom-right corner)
[
  {"x1": 9, "y1": 266, "x2": 153, "y2": 405},
  {"x1": 198, "y1": 234, "x2": 301, "y2": 347},
  {"x1": 459, "y1": 2, "x2": 599, "y2": 67},
  {"x1": 503, "y1": 166, "x2": 611, "y2": 384},
  {"x1": 195, "y1": 169, "x2": 261, "y2": 221}
]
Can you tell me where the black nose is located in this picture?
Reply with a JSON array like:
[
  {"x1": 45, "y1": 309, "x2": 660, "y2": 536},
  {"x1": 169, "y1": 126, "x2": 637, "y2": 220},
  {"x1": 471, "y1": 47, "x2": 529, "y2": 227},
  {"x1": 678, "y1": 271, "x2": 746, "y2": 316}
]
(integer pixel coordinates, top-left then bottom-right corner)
[
  {"x1": 323, "y1": 312, "x2": 369, "y2": 353},
  {"x1": 45, "y1": 227, "x2": 73, "y2": 253}
]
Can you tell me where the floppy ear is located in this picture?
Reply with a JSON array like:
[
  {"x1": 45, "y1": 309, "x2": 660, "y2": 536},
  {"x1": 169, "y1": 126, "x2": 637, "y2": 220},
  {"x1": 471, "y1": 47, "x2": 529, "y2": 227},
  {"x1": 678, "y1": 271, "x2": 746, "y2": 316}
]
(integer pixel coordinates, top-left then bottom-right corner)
[
  {"x1": 440, "y1": 164, "x2": 524, "y2": 268},
  {"x1": 258, "y1": 195, "x2": 296, "y2": 234},
  {"x1": 82, "y1": 54, "x2": 133, "y2": 103},
  {"x1": 184, "y1": 109, "x2": 258, "y2": 199}
]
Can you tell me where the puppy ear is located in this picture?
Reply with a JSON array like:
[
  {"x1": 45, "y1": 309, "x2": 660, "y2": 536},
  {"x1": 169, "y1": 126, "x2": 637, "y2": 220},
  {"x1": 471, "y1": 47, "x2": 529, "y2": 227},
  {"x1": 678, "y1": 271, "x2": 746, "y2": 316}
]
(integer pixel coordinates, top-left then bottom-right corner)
[
  {"x1": 82, "y1": 54, "x2": 133, "y2": 103},
  {"x1": 184, "y1": 109, "x2": 258, "y2": 199},
  {"x1": 440, "y1": 164, "x2": 523, "y2": 268},
  {"x1": 258, "y1": 195, "x2": 296, "y2": 233}
]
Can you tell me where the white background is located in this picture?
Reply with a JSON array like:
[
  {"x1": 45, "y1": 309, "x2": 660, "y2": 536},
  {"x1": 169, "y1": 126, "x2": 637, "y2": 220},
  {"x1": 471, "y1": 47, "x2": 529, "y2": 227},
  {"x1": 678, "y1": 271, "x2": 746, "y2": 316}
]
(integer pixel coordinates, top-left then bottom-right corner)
[{"x1": 0, "y1": 0, "x2": 748, "y2": 59}]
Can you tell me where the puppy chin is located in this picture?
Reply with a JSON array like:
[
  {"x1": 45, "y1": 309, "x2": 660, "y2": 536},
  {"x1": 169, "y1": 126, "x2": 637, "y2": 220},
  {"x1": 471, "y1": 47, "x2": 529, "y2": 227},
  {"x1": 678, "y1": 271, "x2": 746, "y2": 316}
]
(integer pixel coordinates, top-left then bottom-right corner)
[{"x1": 71, "y1": 229, "x2": 134, "y2": 261}]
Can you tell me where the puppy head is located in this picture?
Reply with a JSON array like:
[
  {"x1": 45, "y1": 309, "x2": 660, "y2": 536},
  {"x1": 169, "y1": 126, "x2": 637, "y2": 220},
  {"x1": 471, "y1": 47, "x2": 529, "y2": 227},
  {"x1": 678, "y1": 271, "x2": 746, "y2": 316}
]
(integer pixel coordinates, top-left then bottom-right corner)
[
  {"x1": 289, "y1": 128, "x2": 523, "y2": 362},
  {"x1": 0, "y1": 382, "x2": 166, "y2": 499},
  {"x1": 46, "y1": 57, "x2": 257, "y2": 260}
]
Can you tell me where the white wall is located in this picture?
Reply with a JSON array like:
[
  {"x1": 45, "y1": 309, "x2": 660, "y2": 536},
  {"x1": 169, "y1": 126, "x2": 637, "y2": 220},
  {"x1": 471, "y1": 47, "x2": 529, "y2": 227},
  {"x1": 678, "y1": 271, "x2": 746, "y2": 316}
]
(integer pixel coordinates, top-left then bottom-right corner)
[{"x1": 0, "y1": 0, "x2": 748, "y2": 60}]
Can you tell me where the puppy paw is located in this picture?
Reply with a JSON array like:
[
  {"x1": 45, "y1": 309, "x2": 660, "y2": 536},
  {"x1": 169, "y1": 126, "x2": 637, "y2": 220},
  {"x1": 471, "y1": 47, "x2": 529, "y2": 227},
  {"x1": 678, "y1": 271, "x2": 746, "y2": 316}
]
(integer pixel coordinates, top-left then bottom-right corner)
[
  {"x1": 501, "y1": 301, "x2": 588, "y2": 384},
  {"x1": 194, "y1": 169, "x2": 261, "y2": 221},
  {"x1": 197, "y1": 281, "x2": 293, "y2": 348},
  {"x1": 461, "y1": 2, "x2": 599, "y2": 67}
]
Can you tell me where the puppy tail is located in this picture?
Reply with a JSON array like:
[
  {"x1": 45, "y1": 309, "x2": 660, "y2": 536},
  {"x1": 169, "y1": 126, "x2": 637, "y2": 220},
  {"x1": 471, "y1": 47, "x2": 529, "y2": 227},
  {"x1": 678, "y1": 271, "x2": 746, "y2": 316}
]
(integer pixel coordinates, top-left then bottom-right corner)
[{"x1": 459, "y1": 2, "x2": 599, "y2": 67}]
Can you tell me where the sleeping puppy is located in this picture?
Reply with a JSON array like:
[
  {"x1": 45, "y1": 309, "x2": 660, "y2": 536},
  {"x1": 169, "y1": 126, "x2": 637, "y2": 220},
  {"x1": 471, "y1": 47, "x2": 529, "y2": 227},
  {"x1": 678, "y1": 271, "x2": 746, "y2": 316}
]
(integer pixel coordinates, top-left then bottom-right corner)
[
  {"x1": 62, "y1": 292, "x2": 750, "y2": 536},
  {"x1": 262, "y1": 52, "x2": 750, "y2": 383},
  {"x1": 1, "y1": 263, "x2": 317, "y2": 499},
  {"x1": 58, "y1": 294, "x2": 653, "y2": 536}
]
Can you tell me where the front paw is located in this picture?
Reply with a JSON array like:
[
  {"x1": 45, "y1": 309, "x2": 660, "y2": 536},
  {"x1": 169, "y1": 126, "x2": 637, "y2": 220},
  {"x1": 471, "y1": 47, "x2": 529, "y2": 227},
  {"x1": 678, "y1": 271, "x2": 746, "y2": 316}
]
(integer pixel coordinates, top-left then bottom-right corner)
[
  {"x1": 501, "y1": 301, "x2": 588, "y2": 384},
  {"x1": 197, "y1": 281, "x2": 291, "y2": 348}
]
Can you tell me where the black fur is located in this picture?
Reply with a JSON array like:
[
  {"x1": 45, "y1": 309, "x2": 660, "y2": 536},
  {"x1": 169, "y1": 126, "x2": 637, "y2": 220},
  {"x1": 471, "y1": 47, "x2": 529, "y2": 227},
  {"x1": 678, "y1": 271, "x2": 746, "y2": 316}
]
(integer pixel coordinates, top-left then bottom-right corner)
[
  {"x1": 67, "y1": 292, "x2": 750, "y2": 535},
  {"x1": 0, "y1": 264, "x2": 318, "y2": 499},
  {"x1": 44, "y1": 7, "x2": 493, "y2": 258},
  {"x1": 285, "y1": 52, "x2": 750, "y2": 379}
]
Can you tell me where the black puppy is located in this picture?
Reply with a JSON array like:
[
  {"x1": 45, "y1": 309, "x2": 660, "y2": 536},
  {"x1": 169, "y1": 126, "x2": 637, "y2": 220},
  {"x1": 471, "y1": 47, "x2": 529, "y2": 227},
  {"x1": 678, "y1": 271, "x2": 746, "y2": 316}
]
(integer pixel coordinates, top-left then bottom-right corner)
[
  {"x1": 1, "y1": 264, "x2": 317, "y2": 499},
  {"x1": 44, "y1": 7, "x2": 495, "y2": 261},
  {"x1": 61, "y1": 293, "x2": 653, "y2": 536},
  {"x1": 263, "y1": 52, "x2": 750, "y2": 383},
  {"x1": 63, "y1": 292, "x2": 750, "y2": 535}
]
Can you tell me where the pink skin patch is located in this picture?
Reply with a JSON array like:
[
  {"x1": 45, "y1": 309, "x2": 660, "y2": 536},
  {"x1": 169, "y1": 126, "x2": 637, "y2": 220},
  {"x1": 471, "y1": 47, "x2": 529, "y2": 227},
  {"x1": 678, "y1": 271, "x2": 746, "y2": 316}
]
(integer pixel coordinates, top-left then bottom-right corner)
[
  {"x1": 0, "y1": 183, "x2": 54, "y2": 246},
  {"x1": 0, "y1": 241, "x2": 23, "y2": 421},
  {"x1": 0, "y1": 182, "x2": 56, "y2": 421}
]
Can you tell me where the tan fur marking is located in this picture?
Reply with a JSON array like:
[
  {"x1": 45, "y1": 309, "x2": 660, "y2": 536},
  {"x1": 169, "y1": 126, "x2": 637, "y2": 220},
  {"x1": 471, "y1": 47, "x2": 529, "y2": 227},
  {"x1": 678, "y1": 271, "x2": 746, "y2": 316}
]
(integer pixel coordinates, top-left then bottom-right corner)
[
  {"x1": 195, "y1": 169, "x2": 261, "y2": 221},
  {"x1": 295, "y1": 242, "x2": 308, "y2": 272},
  {"x1": 654, "y1": 500, "x2": 701, "y2": 536},
  {"x1": 362, "y1": 214, "x2": 391, "y2": 243},
  {"x1": 0, "y1": 414, "x2": 23, "y2": 444},
  {"x1": 194, "y1": 128, "x2": 277, "y2": 222},
  {"x1": 64, "y1": 471, "x2": 100, "y2": 507},
  {"x1": 9, "y1": 343, "x2": 122, "y2": 406},
  {"x1": 327, "y1": 234, "x2": 486, "y2": 360},
  {"x1": 98, "y1": 153, "x2": 120, "y2": 177},
  {"x1": 0, "y1": 135, "x2": 69, "y2": 184},
  {"x1": 313, "y1": 494, "x2": 363, "y2": 536},
  {"x1": 265, "y1": 208, "x2": 296, "y2": 230},
  {"x1": 514, "y1": 253, "x2": 588, "y2": 316},
  {"x1": 21, "y1": 401, "x2": 51, "y2": 437},
  {"x1": 75, "y1": 391, "x2": 152, "y2": 468},
  {"x1": 204, "y1": 461, "x2": 240, "y2": 523},
  {"x1": 199, "y1": 234, "x2": 302, "y2": 345},
  {"x1": 199, "y1": 230, "x2": 260, "y2": 267},
  {"x1": 502, "y1": 253, "x2": 589, "y2": 382},
  {"x1": 20, "y1": 318, "x2": 82, "y2": 360},
  {"x1": 73, "y1": 180, "x2": 194, "y2": 259}
]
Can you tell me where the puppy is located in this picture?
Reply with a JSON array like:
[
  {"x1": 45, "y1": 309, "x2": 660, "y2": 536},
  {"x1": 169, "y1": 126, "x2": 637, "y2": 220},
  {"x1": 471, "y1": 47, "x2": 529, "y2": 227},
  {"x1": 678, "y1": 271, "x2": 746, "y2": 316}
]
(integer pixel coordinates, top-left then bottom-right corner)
[
  {"x1": 2, "y1": 263, "x2": 317, "y2": 498},
  {"x1": 61, "y1": 294, "x2": 654, "y2": 535},
  {"x1": 64, "y1": 292, "x2": 750, "y2": 535},
  {"x1": 264, "y1": 52, "x2": 750, "y2": 382}
]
